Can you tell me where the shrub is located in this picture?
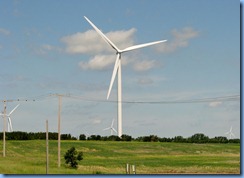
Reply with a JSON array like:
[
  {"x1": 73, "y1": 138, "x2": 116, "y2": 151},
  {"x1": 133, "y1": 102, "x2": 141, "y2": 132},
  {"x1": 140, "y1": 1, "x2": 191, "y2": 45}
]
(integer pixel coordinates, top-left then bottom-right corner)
[{"x1": 64, "y1": 147, "x2": 83, "y2": 168}]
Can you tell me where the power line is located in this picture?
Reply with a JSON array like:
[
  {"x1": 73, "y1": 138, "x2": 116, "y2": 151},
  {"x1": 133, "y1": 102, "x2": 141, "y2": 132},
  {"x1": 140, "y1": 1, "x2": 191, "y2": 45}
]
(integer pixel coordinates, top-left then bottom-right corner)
[
  {"x1": 124, "y1": 95, "x2": 240, "y2": 104},
  {"x1": 0, "y1": 93, "x2": 240, "y2": 105},
  {"x1": 55, "y1": 93, "x2": 240, "y2": 105},
  {"x1": 0, "y1": 93, "x2": 54, "y2": 103}
]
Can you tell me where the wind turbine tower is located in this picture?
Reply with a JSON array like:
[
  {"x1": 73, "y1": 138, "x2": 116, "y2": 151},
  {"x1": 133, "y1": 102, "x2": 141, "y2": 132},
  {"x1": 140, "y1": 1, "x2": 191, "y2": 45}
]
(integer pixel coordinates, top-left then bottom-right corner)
[{"x1": 84, "y1": 16, "x2": 167, "y2": 137}]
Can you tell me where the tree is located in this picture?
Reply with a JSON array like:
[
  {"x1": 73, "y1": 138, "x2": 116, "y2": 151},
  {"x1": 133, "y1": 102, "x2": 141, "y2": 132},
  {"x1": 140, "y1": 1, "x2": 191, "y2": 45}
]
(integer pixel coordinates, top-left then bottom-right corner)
[
  {"x1": 149, "y1": 135, "x2": 159, "y2": 142},
  {"x1": 210, "y1": 136, "x2": 228, "y2": 143},
  {"x1": 228, "y1": 139, "x2": 240, "y2": 143},
  {"x1": 61, "y1": 134, "x2": 72, "y2": 140},
  {"x1": 64, "y1": 147, "x2": 83, "y2": 168},
  {"x1": 174, "y1": 136, "x2": 185, "y2": 143},
  {"x1": 121, "y1": 134, "x2": 132, "y2": 141},
  {"x1": 108, "y1": 135, "x2": 121, "y2": 141},
  {"x1": 88, "y1": 135, "x2": 101, "y2": 141},
  {"x1": 79, "y1": 134, "x2": 86, "y2": 140},
  {"x1": 188, "y1": 133, "x2": 209, "y2": 143}
]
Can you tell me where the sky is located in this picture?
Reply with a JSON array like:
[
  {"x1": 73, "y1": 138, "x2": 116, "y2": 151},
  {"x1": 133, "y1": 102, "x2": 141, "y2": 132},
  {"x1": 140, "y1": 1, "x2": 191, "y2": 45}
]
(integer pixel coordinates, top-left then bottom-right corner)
[{"x1": 0, "y1": 0, "x2": 240, "y2": 138}]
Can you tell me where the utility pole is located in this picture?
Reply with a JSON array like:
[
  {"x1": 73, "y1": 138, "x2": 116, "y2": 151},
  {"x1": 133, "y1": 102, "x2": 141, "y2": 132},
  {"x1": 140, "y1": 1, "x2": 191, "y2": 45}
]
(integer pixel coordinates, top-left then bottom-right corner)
[
  {"x1": 1, "y1": 99, "x2": 14, "y2": 157},
  {"x1": 46, "y1": 120, "x2": 49, "y2": 174},
  {"x1": 3, "y1": 101, "x2": 6, "y2": 157},
  {"x1": 57, "y1": 94, "x2": 62, "y2": 167}
]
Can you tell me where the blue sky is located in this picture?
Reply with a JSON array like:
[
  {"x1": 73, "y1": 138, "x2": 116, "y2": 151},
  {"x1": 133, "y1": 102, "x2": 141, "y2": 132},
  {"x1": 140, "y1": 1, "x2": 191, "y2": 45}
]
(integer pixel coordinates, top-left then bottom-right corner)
[{"x1": 0, "y1": 0, "x2": 240, "y2": 138}]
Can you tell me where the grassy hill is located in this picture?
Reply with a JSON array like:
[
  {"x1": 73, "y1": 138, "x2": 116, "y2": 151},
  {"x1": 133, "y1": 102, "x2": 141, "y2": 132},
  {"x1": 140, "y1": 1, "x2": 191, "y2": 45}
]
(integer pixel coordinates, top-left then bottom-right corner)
[{"x1": 0, "y1": 140, "x2": 240, "y2": 174}]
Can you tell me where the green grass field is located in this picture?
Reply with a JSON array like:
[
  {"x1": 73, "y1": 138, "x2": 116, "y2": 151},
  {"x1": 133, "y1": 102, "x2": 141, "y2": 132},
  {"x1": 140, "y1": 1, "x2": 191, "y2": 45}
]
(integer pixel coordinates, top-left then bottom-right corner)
[{"x1": 0, "y1": 140, "x2": 240, "y2": 174}]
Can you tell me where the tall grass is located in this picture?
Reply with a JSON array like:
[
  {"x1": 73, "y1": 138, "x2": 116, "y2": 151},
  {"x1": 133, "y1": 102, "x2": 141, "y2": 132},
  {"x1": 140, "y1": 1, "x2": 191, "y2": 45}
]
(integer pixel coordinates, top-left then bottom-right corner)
[{"x1": 0, "y1": 140, "x2": 240, "y2": 174}]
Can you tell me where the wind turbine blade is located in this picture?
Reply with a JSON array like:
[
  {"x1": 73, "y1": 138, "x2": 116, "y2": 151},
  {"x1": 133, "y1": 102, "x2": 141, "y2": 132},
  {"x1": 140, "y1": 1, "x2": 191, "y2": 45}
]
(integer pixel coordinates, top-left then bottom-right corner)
[
  {"x1": 103, "y1": 127, "x2": 110, "y2": 131},
  {"x1": 121, "y1": 40, "x2": 167, "y2": 53},
  {"x1": 7, "y1": 116, "x2": 13, "y2": 132},
  {"x1": 84, "y1": 16, "x2": 120, "y2": 52},
  {"x1": 9, "y1": 104, "x2": 20, "y2": 116},
  {"x1": 107, "y1": 54, "x2": 120, "y2": 100},
  {"x1": 112, "y1": 128, "x2": 118, "y2": 133},
  {"x1": 111, "y1": 119, "x2": 115, "y2": 127}
]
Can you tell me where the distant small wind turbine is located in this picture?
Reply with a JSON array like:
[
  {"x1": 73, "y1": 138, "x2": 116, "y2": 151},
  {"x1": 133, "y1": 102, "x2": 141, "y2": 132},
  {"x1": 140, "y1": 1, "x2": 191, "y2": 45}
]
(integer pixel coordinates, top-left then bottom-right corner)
[
  {"x1": 0, "y1": 104, "x2": 20, "y2": 132},
  {"x1": 103, "y1": 119, "x2": 117, "y2": 135},
  {"x1": 84, "y1": 16, "x2": 167, "y2": 137},
  {"x1": 225, "y1": 126, "x2": 235, "y2": 139}
]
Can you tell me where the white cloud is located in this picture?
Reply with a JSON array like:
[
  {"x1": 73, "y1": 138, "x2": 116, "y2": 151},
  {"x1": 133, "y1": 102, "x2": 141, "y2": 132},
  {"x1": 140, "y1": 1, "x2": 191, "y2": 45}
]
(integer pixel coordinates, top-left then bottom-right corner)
[
  {"x1": 0, "y1": 28, "x2": 10, "y2": 36},
  {"x1": 61, "y1": 26, "x2": 197, "y2": 73},
  {"x1": 78, "y1": 53, "x2": 160, "y2": 72},
  {"x1": 35, "y1": 44, "x2": 62, "y2": 55},
  {"x1": 79, "y1": 54, "x2": 115, "y2": 70},
  {"x1": 156, "y1": 27, "x2": 199, "y2": 53},
  {"x1": 209, "y1": 101, "x2": 222, "y2": 107},
  {"x1": 61, "y1": 28, "x2": 136, "y2": 55},
  {"x1": 79, "y1": 54, "x2": 159, "y2": 72},
  {"x1": 133, "y1": 59, "x2": 159, "y2": 72},
  {"x1": 79, "y1": 54, "x2": 131, "y2": 71}
]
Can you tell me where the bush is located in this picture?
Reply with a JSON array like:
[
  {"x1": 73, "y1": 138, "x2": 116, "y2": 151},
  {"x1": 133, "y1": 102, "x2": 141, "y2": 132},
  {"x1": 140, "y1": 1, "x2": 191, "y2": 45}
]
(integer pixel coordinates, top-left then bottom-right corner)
[
  {"x1": 79, "y1": 134, "x2": 86, "y2": 140},
  {"x1": 64, "y1": 147, "x2": 83, "y2": 168}
]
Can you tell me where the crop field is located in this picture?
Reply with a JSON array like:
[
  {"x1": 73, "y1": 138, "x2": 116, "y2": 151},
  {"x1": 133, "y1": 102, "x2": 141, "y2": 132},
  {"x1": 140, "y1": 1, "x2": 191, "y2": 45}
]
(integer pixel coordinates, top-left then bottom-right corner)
[{"x1": 0, "y1": 140, "x2": 240, "y2": 174}]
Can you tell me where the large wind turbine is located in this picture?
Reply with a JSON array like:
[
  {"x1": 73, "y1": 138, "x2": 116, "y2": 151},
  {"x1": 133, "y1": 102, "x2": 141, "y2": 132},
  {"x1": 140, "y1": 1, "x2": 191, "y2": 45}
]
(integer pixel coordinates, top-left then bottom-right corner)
[
  {"x1": 225, "y1": 126, "x2": 235, "y2": 139},
  {"x1": 84, "y1": 16, "x2": 166, "y2": 137},
  {"x1": 0, "y1": 104, "x2": 20, "y2": 132},
  {"x1": 103, "y1": 119, "x2": 117, "y2": 135}
]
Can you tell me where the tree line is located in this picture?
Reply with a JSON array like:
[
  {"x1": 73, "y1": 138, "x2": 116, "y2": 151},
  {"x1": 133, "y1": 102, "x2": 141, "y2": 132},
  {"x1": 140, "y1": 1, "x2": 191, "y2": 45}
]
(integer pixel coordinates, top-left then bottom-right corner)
[
  {"x1": 0, "y1": 132, "x2": 240, "y2": 143},
  {"x1": 0, "y1": 131, "x2": 77, "y2": 140},
  {"x1": 81, "y1": 133, "x2": 240, "y2": 143}
]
